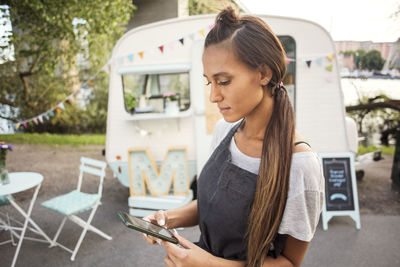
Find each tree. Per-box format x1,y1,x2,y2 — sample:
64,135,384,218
359,49,385,71
0,0,135,133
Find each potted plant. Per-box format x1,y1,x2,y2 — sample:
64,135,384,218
0,143,13,185
163,92,180,115
125,93,137,114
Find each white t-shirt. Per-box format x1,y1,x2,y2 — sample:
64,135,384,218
210,119,325,242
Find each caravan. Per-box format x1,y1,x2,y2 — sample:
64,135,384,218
106,14,358,220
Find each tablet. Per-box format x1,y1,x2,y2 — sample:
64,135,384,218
118,211,178,244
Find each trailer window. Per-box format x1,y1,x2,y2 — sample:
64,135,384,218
278,36,296,109
122,72,190,113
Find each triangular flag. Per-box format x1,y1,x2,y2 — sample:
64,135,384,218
33,118,38,125
128,54,134,62
179,38,184,45
188,33,195,41
199,29,205,36
69,94,75,103
44,114,49,120
316,57,323,66
159,45,164,53
38,116,43,123
87,81,94,86
101,63,110,74
306,60,312,68
327,54,334,62
55,107,60,113
28,121,34,127
23,122,27,128
58,102,65,110
49,111,55,117
65,99,71,105
168,42,176,50
325,76,334,83
325,65,333,72
15,123,20,130
138,51,144,59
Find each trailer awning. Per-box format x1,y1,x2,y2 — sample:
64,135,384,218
117,63,191,75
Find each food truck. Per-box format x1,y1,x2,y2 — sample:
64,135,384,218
106,14,360,227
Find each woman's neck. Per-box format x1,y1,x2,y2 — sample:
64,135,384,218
239,92,274,141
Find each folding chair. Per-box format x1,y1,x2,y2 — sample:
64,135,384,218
41,157,112,261
0,195,17,246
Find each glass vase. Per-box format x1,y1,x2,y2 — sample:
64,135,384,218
0,158,9,185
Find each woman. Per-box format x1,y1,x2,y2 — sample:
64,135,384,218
143,7,324,267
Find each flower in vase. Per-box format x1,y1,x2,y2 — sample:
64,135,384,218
0,143,13,162
0,144,13,151
163,92,178,102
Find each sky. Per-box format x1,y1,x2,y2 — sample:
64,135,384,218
241,0,400,42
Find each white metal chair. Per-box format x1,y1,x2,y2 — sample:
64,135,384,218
41,157,112,261
0,195,17,246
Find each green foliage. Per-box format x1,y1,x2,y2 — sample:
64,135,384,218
124,93,137,111
0,133,105,146
188,0,238,15
358,145,395,156
359,50,385,71
0,0,135,133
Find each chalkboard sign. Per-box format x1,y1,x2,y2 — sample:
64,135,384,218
323,157,354,211
319,152,360,230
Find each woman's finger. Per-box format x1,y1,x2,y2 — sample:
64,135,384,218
154,210,167,227
142,233,161,245
164,255,175,267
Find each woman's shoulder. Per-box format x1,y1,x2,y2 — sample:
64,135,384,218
213,118,240,140
289,152,324,196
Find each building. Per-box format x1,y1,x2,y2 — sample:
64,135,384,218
335,40,395,71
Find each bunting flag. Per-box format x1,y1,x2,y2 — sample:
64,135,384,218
13,23,337,132
168,42,176,50
118,56,123,64
58,102,65,110
325,76,334,83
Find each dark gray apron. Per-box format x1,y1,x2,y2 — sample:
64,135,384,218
197,121,287,261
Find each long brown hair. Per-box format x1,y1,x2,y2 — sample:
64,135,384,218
205,7,295,267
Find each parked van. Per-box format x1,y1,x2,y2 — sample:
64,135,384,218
106,14,357,216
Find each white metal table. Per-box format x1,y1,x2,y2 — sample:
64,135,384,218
0,172,52,267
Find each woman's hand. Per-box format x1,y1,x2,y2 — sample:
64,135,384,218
162,230,214,267
142,210,169,245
